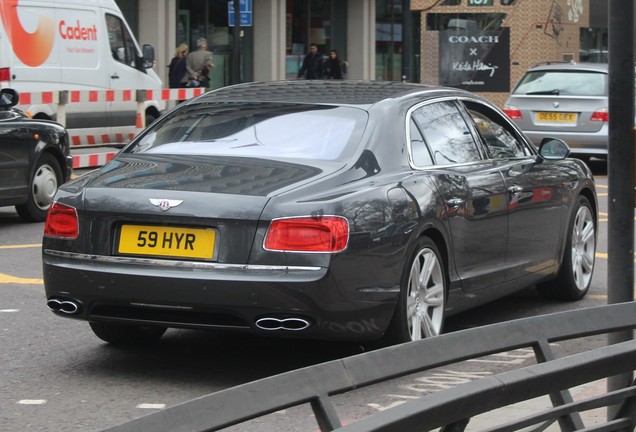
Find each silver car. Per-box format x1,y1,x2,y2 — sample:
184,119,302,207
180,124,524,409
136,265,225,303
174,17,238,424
504,62,608,160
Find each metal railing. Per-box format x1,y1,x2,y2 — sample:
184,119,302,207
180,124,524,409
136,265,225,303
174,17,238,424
101,302,636,432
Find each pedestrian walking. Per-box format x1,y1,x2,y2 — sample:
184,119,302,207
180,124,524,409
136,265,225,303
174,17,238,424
297,43,324,80
167,43,189,88
325,50,344,79
186,37,215,88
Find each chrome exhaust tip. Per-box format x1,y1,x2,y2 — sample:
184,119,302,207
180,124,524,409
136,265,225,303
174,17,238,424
255,316,311,331
47,298,81,314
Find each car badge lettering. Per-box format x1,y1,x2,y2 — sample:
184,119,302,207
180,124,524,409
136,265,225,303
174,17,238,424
149,199,183,211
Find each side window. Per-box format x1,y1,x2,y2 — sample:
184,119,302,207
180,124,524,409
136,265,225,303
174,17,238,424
411,101,481,165
464,102,531,159
106,14,136,67
409,118,433,166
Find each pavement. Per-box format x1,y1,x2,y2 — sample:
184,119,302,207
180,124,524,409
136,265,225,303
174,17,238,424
468,379,607,431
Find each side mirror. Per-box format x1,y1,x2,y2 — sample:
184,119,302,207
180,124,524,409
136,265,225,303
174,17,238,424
0,88,19,108
538,138,570,160
142,44,155,69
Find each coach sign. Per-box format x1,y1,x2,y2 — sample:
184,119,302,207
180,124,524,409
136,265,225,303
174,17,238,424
439,27,510,92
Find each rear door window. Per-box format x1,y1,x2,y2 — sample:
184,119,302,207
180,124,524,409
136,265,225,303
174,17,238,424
411,101,481,165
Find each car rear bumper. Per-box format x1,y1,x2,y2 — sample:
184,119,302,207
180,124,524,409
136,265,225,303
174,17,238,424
42,250,397,341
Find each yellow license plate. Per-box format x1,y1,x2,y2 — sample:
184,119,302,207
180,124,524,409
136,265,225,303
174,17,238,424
536,112,577,122
118,225,216,259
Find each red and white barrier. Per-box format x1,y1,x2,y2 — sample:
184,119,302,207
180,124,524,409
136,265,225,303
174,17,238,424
72,151,118,169
18,87,208,168
19,91,60,105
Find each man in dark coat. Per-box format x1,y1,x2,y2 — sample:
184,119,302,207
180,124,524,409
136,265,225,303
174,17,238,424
297,43,324,80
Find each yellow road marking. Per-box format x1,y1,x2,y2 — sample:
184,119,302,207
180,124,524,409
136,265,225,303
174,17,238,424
596,184,608,189
0,244,41,249
596,251,636,263
0,244,44,283
597,212,636,223
0,273,43,284
597,193,608,197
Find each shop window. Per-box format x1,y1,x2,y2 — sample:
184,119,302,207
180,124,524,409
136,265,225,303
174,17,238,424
286,0,347,79
176,0,253,87
580,27,608,63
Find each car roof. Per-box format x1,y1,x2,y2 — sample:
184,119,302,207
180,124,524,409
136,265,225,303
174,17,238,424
526,61,608,73
193,80,469,108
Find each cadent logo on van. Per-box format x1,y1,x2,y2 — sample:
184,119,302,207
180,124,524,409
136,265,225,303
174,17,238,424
0,0,55,67
59,20,97,41
0,0,97,67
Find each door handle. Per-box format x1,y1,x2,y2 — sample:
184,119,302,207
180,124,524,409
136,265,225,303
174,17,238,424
508,185,523,196
446,198,464,210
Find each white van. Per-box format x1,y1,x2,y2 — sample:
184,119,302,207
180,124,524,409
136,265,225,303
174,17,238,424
0,0,163,140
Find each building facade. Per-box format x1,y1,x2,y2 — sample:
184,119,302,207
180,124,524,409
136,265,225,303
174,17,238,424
412,0,604,106
124,0,384,88
120,0,608,106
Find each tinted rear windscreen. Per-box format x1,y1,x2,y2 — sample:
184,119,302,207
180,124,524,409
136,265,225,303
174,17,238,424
128,102,368,161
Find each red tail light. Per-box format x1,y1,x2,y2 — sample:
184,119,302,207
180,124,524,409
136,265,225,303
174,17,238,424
503,105,523,120
590,108,609,122
44,202,79,238
0,68,10,81
264,216,349,253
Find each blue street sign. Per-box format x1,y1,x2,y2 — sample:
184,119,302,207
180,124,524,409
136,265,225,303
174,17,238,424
228,0,252,26
228,0,251,12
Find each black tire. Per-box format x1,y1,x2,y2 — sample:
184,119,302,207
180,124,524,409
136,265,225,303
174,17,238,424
16,152,62,222
537,195,596,300
89,322,167,346
384,236,447,344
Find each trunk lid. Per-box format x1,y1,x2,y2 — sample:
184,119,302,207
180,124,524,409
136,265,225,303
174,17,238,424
76,154,344,264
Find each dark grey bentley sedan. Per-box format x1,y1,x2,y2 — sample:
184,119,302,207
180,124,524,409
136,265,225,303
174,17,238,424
42,81,597,346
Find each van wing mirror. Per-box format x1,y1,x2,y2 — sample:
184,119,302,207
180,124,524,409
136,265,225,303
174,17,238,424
142,44,155,69
0,88,19,109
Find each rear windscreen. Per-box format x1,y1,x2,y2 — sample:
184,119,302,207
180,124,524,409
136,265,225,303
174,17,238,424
128,102,368,161
513,70,607,96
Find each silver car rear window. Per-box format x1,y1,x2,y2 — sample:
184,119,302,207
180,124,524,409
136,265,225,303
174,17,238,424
130,103,368,161
513,70,607,96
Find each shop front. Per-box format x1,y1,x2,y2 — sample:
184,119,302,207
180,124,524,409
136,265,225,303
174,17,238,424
127,0,411,87
175,0,254,88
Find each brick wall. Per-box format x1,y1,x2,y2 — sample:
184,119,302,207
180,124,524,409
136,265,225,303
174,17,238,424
411,0,590,107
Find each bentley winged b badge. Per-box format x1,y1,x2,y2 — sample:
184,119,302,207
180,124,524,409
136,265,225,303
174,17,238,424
149,199,184,211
